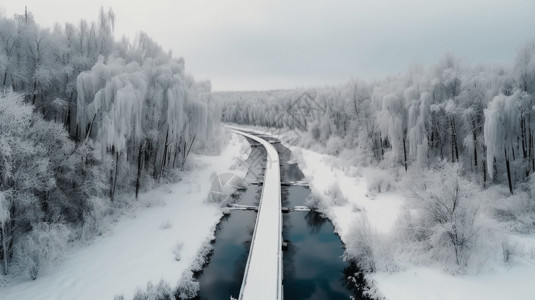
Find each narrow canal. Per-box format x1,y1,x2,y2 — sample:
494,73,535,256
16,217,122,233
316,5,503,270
194,133,369,300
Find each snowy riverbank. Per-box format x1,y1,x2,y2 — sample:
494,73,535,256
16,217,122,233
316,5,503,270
291,146,535,300
229,124,535,300
0,132,250,300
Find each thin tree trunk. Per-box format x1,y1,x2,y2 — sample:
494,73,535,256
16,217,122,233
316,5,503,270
521,117,528,158
440,143,444,160
85,108,100,143
473,140,477,167
482,145,487,188
159,128,170,180
135,143,143,199
182,139,187,164
493,158,497,183
111,151,120,201
451,118,459,162
381,137,385,158
505,148,513,195
8,202,15,256
451,136,455,163
2,71,7,88
374,136,380,160
529,115,533,173
482,159,487,188
450,118,454,162
455,126,459,162
32,81,37,105
153,142,159,179
109,151,113,199
173,141,180,168
403,137,408,172
528,127,532,172
66,101,71,133
529,130,535,172
471,115,478,168
182,135,196,169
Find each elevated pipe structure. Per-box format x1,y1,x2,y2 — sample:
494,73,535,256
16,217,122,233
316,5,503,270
229,127,283,300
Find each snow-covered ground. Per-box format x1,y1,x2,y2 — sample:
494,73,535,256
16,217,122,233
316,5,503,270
291,147,403,238
373,262,535,300
0,132,250,300
291,146,535,300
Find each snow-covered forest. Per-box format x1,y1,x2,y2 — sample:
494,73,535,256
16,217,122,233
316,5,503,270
218,45,535,278
0,8,221,279
220,48,535,193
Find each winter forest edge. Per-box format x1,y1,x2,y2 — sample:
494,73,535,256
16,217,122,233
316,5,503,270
0,7,222,281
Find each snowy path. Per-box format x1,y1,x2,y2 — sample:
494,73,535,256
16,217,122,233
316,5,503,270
0,133,250,300
229,128,283,300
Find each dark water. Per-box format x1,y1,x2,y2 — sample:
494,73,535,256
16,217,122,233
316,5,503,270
276,141,369,300
195,134,368,300
194,139,265,300
195,210,256,300
282,179,355,300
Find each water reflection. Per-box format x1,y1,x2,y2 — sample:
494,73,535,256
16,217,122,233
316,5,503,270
279,142,370,300
304,210,327,234
195,210,256,300
283,183,352,299
343,263,373,299
283,208,352,300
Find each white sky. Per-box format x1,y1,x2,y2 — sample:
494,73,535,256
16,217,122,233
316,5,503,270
2,0,535,91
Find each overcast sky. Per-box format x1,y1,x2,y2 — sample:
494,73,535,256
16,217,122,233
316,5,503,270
2,0,535,91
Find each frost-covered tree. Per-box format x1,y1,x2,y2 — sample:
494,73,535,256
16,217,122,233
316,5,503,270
407,91,431,167
219,43,535,193
76,39,220,198
0,7,222,278
484,93,523,194
513,42,535,177
0,92,80,276
410,163,480,271
376,91,408,169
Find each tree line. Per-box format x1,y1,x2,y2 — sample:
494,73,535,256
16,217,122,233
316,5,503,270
219,45,535,194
